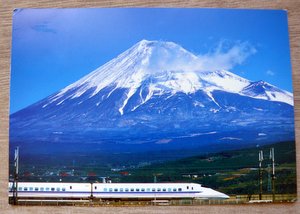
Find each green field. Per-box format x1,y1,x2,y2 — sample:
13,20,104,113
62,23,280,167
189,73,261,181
116,141,296,195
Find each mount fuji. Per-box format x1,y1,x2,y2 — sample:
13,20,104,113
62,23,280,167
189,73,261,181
10,40,295,158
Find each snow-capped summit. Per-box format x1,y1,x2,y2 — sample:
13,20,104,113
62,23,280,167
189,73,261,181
48,40,293,109
50,40,199,101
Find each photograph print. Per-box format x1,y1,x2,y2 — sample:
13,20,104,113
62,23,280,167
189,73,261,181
9,8,296,205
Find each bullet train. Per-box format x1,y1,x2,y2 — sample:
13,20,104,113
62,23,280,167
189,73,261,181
8,182,229,200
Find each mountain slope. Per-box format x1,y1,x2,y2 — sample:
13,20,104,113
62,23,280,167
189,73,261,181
10,40,295,155
43,40,293,113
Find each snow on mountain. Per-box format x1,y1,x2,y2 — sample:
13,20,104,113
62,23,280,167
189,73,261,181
47,39,293,114
49,40,199,104
241,80,293,105
200,69,250,94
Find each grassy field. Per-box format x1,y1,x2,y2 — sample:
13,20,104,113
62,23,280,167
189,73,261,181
116,141,297,195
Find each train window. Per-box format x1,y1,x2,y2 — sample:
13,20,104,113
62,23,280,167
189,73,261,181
114,188,118,192
125,188,129,192
40,187,44,191
56,188,60,191
51,188,55,191
163,188,166,192
146,188,150,192
187,186,189,189
95,186,97,190
141,188,145,192
173,188,177,192
35,187,39,191
152,188,155,192
130,188,134,192
24,187,28,191
120,188,123,192
18,187,22,191
62,188,66,191
136,188,140,192
191,187,194,190
70,186,72,189
178,188,182,192
168,188,171,192
157,188,161,192
29,187,33,191
104,188,107,192
109,188,113,192
46,187,50,191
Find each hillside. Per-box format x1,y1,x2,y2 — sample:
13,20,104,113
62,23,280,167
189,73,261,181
117,141,296,194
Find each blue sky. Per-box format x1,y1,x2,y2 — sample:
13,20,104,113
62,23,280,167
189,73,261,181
10,8,293,113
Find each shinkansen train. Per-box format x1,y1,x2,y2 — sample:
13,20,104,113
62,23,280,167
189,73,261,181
8,182,229,200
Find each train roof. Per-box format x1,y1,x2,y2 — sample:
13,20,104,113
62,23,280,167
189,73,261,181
9,182,201,186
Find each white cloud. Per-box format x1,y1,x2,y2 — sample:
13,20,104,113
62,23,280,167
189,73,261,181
146,40,256,74
197,40,257,71
266,70,275,76
220,137,242,141
155,139,172,144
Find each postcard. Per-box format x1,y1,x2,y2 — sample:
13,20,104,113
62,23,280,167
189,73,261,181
8,8,296,205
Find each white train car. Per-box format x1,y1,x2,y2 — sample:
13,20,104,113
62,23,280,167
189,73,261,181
92,183,229,199
8,182,91,199
8,182,229,200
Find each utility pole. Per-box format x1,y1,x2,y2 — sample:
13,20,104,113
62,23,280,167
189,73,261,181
258,150,264,200
270,148,275,202
267,164,271,192
13,147,19,205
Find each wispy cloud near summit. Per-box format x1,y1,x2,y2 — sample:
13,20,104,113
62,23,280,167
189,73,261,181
197,41,257,71
156,40,257,74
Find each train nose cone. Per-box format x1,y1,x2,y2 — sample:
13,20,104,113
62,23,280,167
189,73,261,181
212,190,230,199
220,193,230,199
